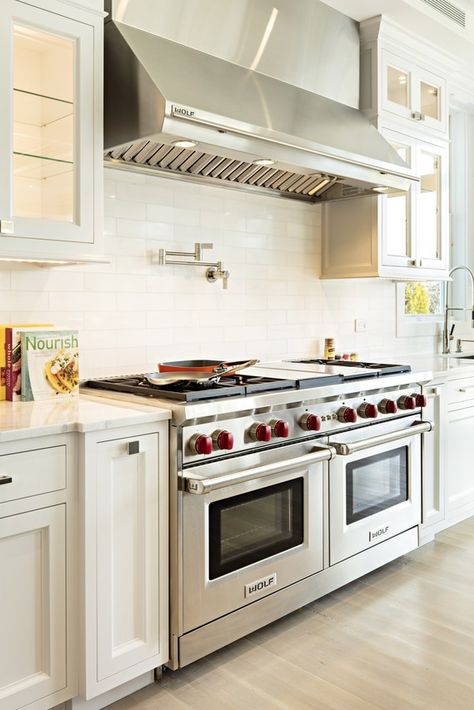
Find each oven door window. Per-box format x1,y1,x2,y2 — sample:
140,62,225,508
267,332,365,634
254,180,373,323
208,478,303,580
346,446,408,524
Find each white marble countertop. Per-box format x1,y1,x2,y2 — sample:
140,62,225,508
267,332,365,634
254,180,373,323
0,394,171,443
401,353,474,380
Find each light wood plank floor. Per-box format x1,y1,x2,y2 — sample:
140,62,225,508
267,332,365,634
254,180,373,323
109,518,474,710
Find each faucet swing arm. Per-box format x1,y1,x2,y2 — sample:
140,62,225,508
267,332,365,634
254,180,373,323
443,266,474,354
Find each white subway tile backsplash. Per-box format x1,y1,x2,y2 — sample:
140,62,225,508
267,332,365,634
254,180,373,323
0,169,435,377
0,290,50,311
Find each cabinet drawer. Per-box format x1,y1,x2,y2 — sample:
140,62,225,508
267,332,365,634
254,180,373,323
448,378,474,407
0,446,66,504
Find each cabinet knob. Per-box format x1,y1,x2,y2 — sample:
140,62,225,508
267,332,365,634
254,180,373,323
0,474,13,485
128,441,140,455
411,111,425,121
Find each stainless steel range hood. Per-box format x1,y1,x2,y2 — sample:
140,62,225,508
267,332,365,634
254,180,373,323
104,2,417,202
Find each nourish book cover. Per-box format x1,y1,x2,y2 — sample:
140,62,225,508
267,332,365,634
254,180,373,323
20,330,79,401
3,324,53,401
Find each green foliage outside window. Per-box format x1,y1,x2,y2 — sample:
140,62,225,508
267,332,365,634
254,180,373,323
405,282,441,315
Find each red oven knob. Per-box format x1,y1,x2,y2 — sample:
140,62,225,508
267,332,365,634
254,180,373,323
337,407,357,423
299,413,321,431
398,395,416,411
271,419,289,438
358,402,378,419
248,423,272,442
379,398,397,414
191,434,213,455
212,430,234,451
412,393,427,408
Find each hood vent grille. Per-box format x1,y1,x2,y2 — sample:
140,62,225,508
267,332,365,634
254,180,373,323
420,0,466,27
105,140,351,201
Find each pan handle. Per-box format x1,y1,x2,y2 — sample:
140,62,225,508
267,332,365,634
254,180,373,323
210,358,259,379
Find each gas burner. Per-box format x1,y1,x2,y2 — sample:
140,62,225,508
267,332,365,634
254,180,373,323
84,370,343,402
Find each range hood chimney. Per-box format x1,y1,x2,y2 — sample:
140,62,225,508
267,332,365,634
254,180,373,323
104,0,417,202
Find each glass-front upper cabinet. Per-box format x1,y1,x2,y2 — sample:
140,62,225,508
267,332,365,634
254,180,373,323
381,49,447,136
0,0,101,257
380,128,448,275
380,129,416,269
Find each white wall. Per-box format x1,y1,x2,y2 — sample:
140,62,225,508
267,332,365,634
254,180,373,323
0,168,436,378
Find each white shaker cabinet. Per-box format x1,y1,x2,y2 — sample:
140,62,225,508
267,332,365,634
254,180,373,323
321,15,453,282
79,422,169,700
0,0,103,262
0,437,77,710
445,376,474,525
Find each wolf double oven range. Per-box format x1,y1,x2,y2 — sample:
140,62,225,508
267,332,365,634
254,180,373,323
84,361,432,669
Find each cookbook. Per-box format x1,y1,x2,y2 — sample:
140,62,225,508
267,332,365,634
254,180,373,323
4,324,53,401
20,329,79,401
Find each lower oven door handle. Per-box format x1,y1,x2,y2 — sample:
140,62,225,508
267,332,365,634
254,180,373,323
332,420,433,456
184,446,336,495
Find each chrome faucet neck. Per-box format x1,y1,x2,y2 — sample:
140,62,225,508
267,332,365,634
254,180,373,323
443,266,474,354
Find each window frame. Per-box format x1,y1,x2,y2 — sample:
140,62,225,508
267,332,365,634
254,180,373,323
396,282,444,337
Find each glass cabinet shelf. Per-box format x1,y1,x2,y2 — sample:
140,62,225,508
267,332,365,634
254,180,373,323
13,151,73,180
13,87,73,127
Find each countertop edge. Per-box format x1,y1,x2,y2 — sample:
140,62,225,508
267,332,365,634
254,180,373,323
0,395,171,444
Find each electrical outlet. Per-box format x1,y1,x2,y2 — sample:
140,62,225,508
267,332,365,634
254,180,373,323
355,318,367,333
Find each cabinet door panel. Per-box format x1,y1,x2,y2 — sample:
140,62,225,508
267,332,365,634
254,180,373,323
96,434,161,680
380,128,416,268
447,407,474,516
1,1,94,244
416,140,448,271
414,66,447,134
381,49,413,121
0,505,66,709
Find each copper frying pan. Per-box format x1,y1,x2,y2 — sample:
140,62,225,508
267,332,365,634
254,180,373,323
144,359,259,386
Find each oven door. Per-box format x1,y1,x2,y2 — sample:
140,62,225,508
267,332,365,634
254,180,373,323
328,417,431,565
181,443,332,633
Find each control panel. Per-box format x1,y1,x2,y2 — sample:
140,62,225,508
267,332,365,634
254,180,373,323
181,385,424,461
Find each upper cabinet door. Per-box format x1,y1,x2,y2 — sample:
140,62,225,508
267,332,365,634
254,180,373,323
415,140,449,272
382,49,413,122
380,128,416,269
0,0,102,257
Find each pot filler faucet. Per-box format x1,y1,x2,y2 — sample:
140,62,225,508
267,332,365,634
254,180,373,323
443,265,474,354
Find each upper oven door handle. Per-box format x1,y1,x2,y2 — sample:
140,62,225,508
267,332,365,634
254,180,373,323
332,420,433,456
184,446,336,495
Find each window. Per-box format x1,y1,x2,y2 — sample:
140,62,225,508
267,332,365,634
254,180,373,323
396,281,443,336
404,281,442,315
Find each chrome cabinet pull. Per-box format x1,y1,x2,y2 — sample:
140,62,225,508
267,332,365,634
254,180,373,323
0,475,13,485
458,386,474,393
332,420,433,456
184,446,335,495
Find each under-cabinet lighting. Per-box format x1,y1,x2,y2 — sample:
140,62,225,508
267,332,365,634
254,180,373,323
307,177,331,196
171,140,197,149
252,158,275,166
372,186,389,193
0,257,71,264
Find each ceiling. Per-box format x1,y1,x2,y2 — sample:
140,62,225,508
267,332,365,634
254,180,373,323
322,0,474,64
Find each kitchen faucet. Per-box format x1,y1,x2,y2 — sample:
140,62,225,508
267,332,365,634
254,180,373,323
442,265,474,354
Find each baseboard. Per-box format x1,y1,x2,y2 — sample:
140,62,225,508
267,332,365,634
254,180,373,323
66,672,154,710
